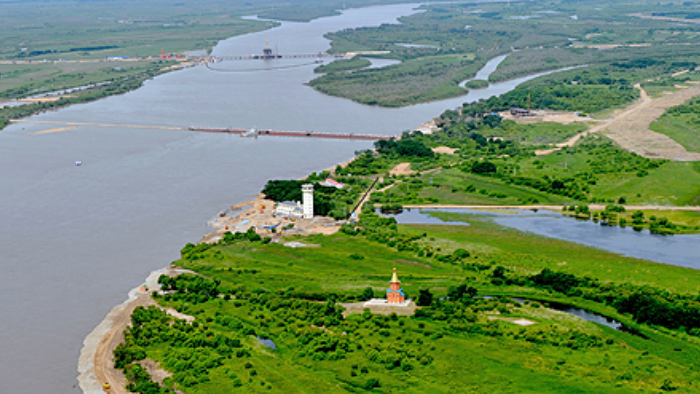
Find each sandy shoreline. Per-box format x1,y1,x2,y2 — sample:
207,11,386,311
77,267,188,393
75,154,362,392
75,131,417,392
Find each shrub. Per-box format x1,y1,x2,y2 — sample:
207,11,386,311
363,378,381,389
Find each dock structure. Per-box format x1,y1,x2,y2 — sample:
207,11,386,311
188,126,396,141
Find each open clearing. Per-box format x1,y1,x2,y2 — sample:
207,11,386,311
501,111,596,125
389,162,415,176
537,83,700,161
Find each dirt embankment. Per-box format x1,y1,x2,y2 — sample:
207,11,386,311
536,83,700,161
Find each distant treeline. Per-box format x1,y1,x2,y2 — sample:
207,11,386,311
652,11,700,19
0,67,163,130
18,45,119,57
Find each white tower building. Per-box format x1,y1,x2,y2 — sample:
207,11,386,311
302,183,314,219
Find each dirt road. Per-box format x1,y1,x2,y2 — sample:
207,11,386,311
536,83,700,161
605,83,700,160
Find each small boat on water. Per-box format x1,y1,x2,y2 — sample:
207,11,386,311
75,161,81,166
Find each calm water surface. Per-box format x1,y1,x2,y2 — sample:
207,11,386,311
0,4,629,393
388,208,700,269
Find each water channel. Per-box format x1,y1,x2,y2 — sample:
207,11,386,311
381,208,700,269
0,3,688,393
482,296,623,330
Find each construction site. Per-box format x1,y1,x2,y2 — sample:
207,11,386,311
202,195,344,244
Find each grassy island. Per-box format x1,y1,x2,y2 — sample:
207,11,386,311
310,0,700,107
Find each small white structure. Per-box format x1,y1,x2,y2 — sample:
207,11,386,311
302,183,314,219
363,298,412,307
275,201,304,218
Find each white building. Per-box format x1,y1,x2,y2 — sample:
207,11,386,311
302,184,314,219
275,201,304,218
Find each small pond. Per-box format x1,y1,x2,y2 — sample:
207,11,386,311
257,337,277,350
483,296,623,331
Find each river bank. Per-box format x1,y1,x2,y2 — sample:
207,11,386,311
5,3,675,392
0,67,170,131
77,266,199,394
0,4,471,393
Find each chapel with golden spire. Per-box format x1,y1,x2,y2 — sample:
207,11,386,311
386,268,405,304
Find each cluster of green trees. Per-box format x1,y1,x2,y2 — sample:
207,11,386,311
157,274,221,303
374,138,434,158
414,289,606,350
115,305,250,391
451,69,640,118
461,159,588,201
179,228,268,263
336,151,387,176
343,208,476,266
341,209,426,256
261,180,338,217
314,57,371,73
527,269,700,336
15,45,119,58
665,96,700,117
310,54,483,107
456,138,666,203
424,122,526,159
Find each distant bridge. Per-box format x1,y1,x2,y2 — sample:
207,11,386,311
200,51,390,62
12,120,397,141
189,126,396,141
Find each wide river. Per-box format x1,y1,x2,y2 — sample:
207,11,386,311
0,3,687,393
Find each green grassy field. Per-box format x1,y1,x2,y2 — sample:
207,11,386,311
520,142,700,206
0,60,173,99
650,96,700,153
483,121,588,145
115,217,700,393
312,0,700,106
408,218,700,293
372,134,700,209
373,168,575,206
310,53,480,107
0,1,278,99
